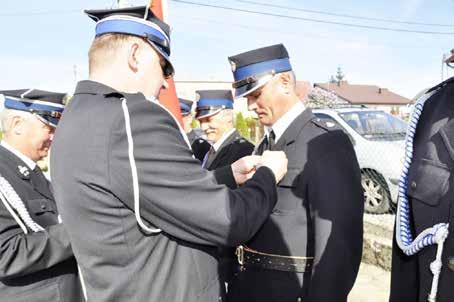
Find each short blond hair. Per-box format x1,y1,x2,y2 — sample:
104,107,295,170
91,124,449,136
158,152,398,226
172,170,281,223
88,34,144,74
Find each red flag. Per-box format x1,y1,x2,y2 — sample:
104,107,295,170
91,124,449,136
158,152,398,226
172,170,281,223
149,0,183,125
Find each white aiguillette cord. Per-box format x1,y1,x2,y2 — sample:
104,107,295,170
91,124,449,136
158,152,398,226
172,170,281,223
395,88,449,302
121,98,162,234
0,175,44,233
0,174,88,301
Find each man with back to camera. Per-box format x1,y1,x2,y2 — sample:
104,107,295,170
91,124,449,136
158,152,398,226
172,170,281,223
50,6,288,302
226,44,364,302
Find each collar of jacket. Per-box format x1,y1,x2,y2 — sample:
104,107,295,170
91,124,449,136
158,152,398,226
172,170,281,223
213,128,237,152
0,145,54,199
74,80,146,100
271,108,315,150
0,145,33,180
427,76,454,93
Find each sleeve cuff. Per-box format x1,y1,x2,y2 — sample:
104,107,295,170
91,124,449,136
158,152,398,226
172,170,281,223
213,165,238,189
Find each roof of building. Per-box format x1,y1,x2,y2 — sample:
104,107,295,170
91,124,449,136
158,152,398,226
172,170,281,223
295,81,312,100
315,81,411,105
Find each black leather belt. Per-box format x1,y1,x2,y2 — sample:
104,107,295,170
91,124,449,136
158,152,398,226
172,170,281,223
235,245,313,273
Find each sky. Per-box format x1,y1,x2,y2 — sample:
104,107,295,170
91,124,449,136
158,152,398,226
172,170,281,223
0,0,453,99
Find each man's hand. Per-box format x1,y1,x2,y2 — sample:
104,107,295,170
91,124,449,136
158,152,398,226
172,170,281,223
231,155,261,185
257,151,288,183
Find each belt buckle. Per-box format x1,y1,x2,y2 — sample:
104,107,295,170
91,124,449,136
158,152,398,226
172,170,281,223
236,245,244,265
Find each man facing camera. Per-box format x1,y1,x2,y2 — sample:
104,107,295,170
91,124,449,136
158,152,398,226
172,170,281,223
195,90,254,170
0,90,83,302
226,44,364,302
179,97,211,161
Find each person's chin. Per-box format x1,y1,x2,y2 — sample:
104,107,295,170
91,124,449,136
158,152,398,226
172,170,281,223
207,134,217,142
258,116,271,126
39,150,49,158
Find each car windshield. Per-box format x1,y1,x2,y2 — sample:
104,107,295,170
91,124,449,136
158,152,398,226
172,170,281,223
339,111,407,141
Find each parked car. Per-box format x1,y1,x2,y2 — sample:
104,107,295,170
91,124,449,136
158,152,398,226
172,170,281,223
313,107,407,214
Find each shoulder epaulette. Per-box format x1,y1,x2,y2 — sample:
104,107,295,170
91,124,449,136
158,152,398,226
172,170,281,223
311,118,339,131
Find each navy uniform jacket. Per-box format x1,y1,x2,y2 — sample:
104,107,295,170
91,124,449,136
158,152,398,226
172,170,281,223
50,80,278,302
192,137,211,162
0,146,83,302
205,130,254,170
227,109,364,302
390,77,454,302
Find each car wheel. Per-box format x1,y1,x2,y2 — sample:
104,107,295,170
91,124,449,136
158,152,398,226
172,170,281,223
361,171,391,214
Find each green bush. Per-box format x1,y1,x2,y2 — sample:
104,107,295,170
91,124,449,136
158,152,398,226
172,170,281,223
235,112,249,139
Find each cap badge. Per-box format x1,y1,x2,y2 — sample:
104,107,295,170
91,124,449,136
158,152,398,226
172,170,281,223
230,60,237,72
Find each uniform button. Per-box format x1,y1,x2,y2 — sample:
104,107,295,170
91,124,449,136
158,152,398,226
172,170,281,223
41,204,46,210
448,257,454,271
411,181,417,190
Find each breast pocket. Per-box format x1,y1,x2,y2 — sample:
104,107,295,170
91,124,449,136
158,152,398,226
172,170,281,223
407,159,450,206
407,159,451,229
27,199,59,227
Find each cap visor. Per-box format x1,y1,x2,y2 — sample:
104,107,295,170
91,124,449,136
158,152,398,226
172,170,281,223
234,74,275,98
34,114,59,128
195,108,223,120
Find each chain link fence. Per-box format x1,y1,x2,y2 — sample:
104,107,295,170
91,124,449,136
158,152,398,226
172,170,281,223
307,87,407,215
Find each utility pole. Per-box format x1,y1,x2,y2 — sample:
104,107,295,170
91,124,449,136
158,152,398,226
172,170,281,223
441,49,454,81
73,64,78,85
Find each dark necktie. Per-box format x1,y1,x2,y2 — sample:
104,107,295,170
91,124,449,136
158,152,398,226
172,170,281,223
202,146,215,169
268,130,276,150
257,130,275,155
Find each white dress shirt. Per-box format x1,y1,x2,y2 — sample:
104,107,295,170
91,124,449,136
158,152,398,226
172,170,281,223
212,128,236,152
265,101,305,144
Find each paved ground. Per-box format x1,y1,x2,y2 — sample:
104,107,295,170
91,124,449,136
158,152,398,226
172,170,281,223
349,263,390,302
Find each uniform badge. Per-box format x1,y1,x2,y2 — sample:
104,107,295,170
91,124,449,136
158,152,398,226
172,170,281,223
229,60,237,72
18,165,30,178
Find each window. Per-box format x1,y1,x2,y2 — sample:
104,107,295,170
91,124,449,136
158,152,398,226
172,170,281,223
314,113,355,145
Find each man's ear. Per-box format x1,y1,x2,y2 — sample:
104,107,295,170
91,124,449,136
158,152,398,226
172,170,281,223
127,42,140,72
279,72,292,94
11,115,24,135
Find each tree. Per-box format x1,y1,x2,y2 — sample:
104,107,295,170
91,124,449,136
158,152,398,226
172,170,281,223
306,87,347,108
235,112,249,139
190,118,199,129
245,117,258,142
335,66,345,83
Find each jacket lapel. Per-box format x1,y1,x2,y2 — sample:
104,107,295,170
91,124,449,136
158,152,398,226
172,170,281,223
271,108,315,151
207,130,239,169
0,145,53,200
30,168,53,200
